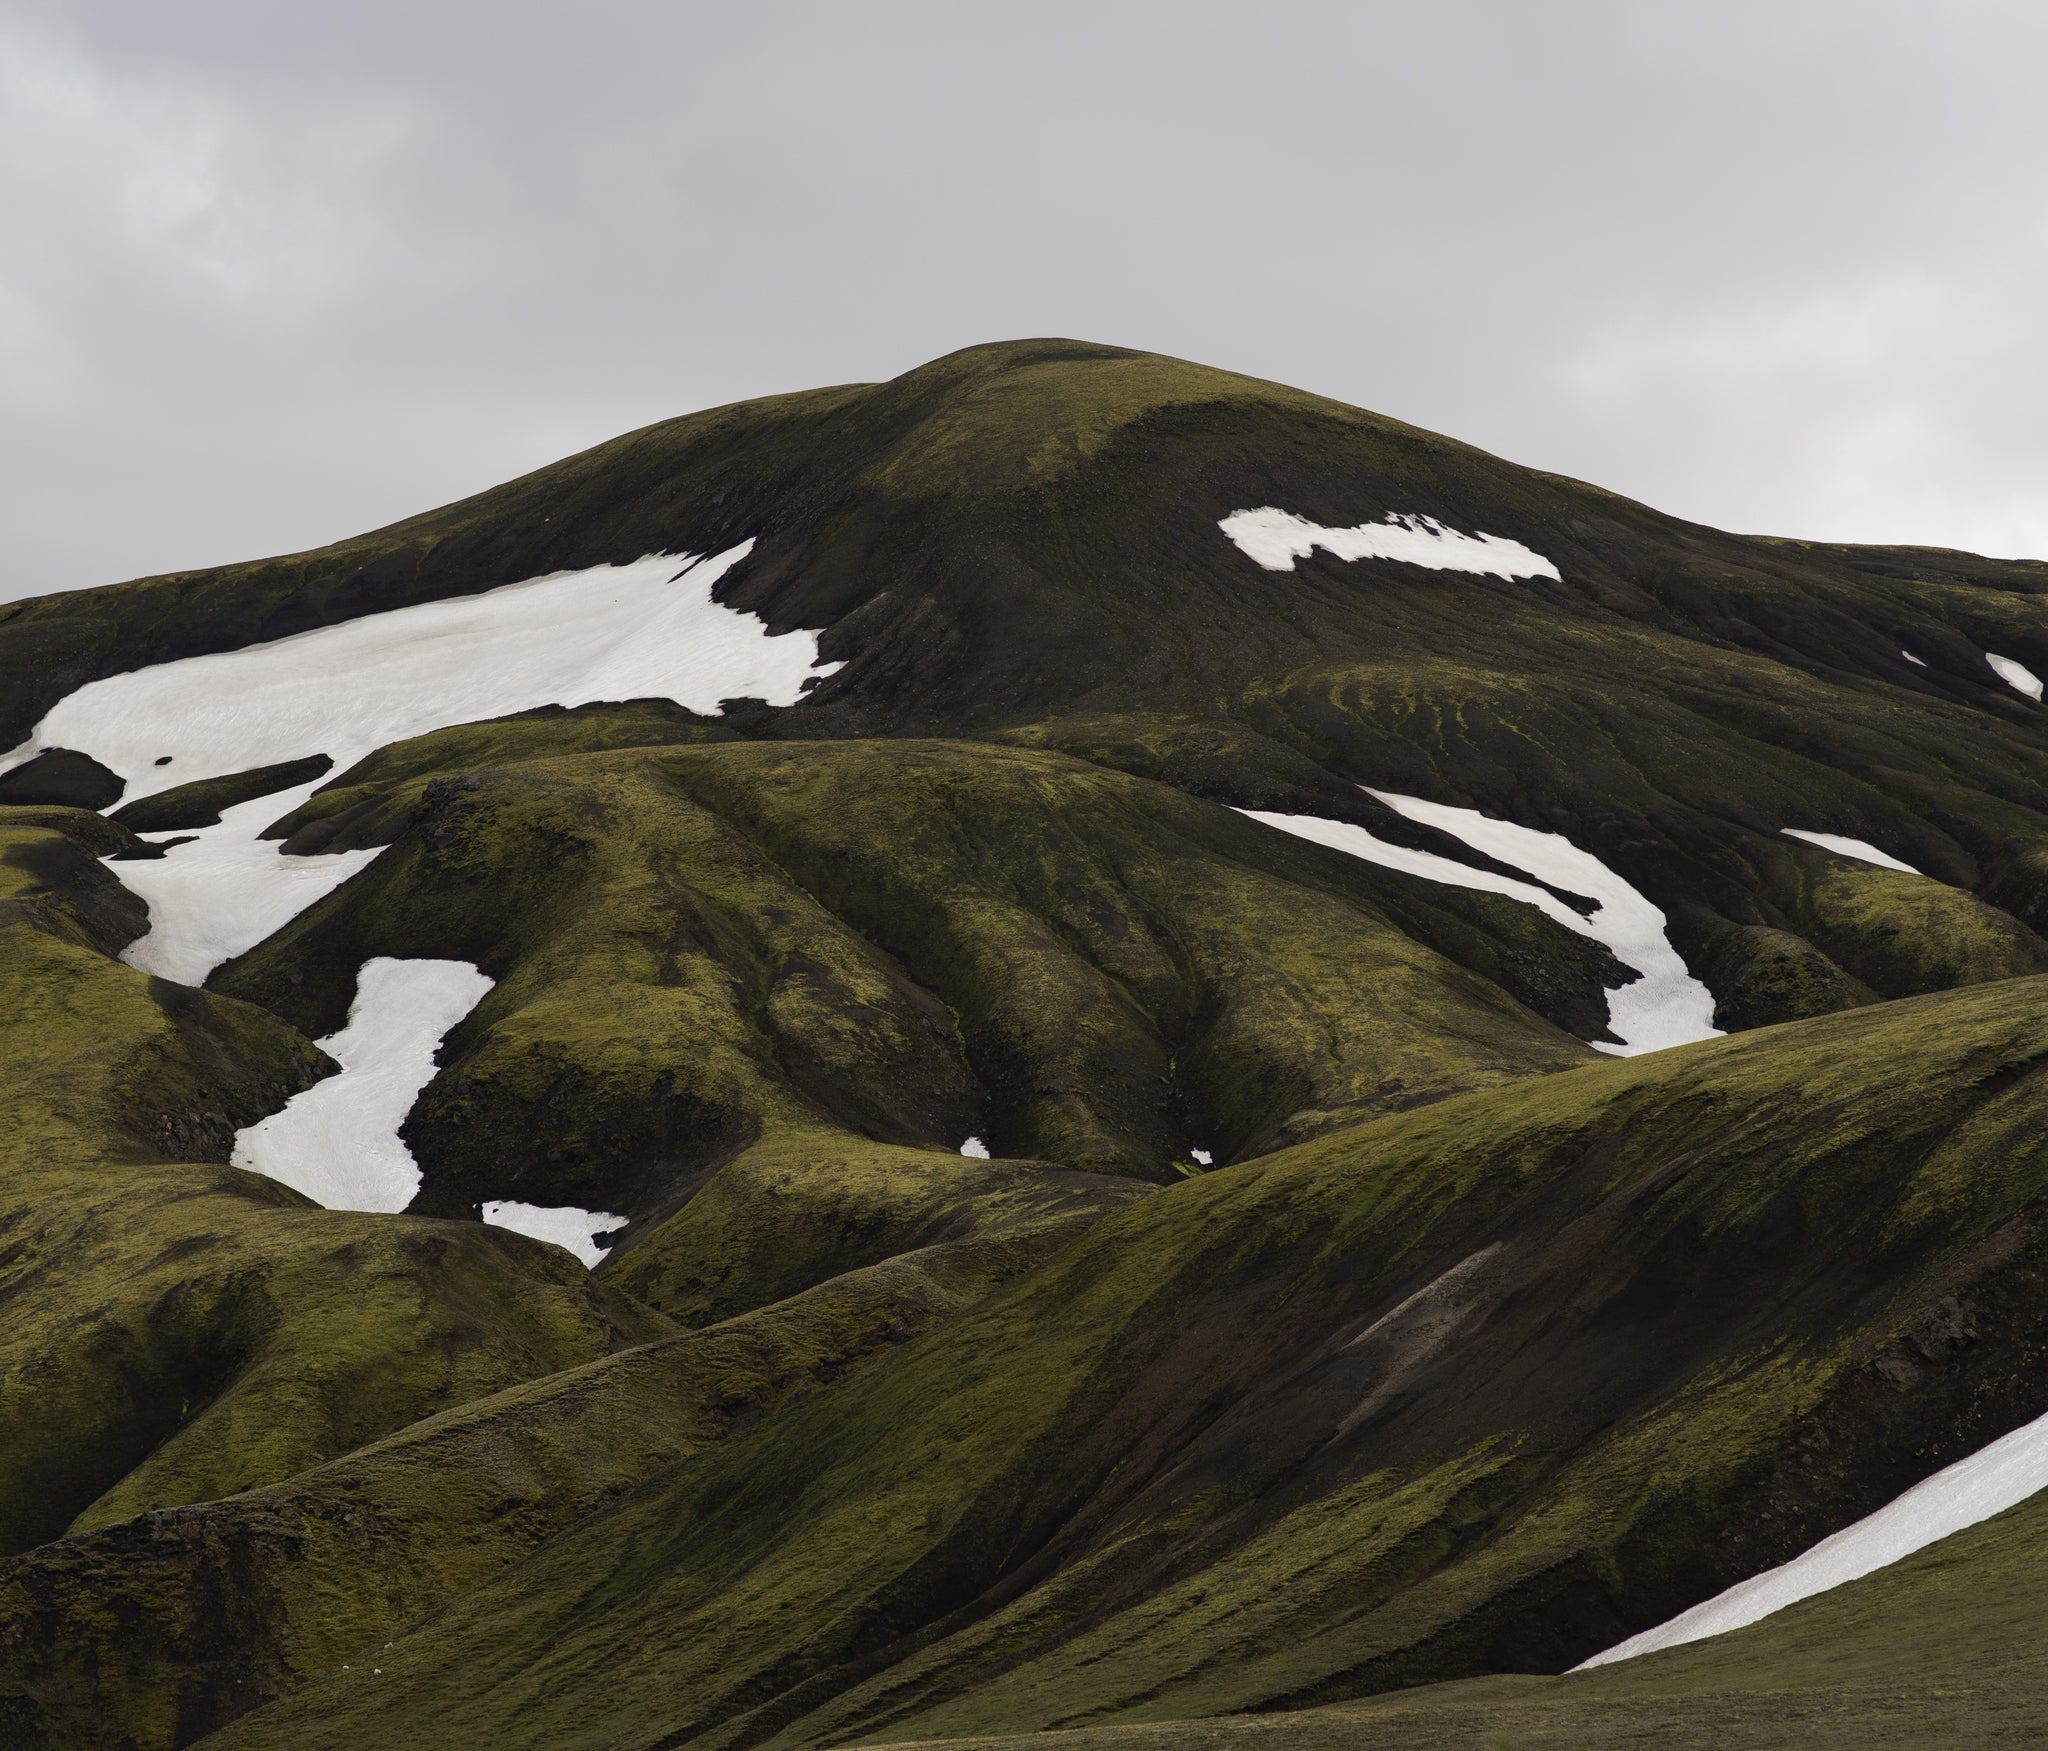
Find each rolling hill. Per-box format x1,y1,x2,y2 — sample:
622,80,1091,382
5,338,2048,1748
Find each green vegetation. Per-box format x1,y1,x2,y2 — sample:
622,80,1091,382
0,811,668,1576
843,1481,2048,1747
215,736,1591,1232
1778,838,2048,997
182,977,2048,1751
9,339,2048,1748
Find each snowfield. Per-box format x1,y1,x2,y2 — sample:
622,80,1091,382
1239,790,1721,1056
1219,507,1560,581
12,543,829,805
1782,829,1923,875
1577,1399,2048,1667
115,777,378,984
482,1200,628,1270
232,957,494,1214
1987,651,2045,700
6,542,841,986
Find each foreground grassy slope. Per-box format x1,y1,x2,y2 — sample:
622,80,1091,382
0,1179,1142,1750
197,975,2048,1751
857,1481,2048,1748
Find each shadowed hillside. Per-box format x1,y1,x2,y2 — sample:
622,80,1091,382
6,340,2048,1748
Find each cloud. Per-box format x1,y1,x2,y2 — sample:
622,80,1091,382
1,0,2043,599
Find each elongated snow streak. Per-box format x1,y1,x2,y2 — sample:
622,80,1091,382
1901,649,1927,667
482,1200,626,1270
1218,507,1560,582
1576,1400,2048,1668
116,776,378,984
232,957,494,1215
959,1135,991,1159
29,543,828,808
1367,789,1719,1054
1986,651,2045,701
1782,829,1922,875
1239,793,1721,1056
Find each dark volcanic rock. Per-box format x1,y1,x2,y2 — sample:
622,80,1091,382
0,748,124,809
112,754,335,832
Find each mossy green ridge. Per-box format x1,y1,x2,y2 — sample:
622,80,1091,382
10,338,2048,1048
186,977,2048,1751
0,1190,1113,1750
1774,837,2048,997
212,735,1593,1230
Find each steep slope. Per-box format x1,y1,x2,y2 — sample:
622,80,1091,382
183,977,2048,1750
808,1480,2048,1748
10,340,2048,1043
5,339,2048,1749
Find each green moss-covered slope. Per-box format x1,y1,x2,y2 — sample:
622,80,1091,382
214,736,1596,1231
183,976,2048,1750
0,1194,1125,1750
842,1478,2048,1748
0,809,669,1566
9,340,2048,1749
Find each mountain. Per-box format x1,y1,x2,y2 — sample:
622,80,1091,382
5,338,2048,1749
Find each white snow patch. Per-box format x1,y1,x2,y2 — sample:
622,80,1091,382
1901,649,1927,667
1782,829,1922,875
232,957,493,1214
482,1200,626,1270
33,540,838,985
1366,790,1719,1055
114,776,378,984
1190,1148,1213,1166
959,1135,991,1159
1577,1400,2048,1668
1986,651,2044,700
26,543,830,806
1238,793,1720,1057
1218,507,1560,582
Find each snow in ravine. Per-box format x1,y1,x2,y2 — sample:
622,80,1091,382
1902,649,1927,667
482,1200,627,1270
1219,507,1560,581
233,957,494,1214
10,542,840,986
116,777,378,984
959,1135,992,1159
1239,791,1721,1056
1782,829,1923,875
1986,651,2045,701
1577,1400,2048,1668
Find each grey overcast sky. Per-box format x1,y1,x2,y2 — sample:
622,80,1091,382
2,0,2044,601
